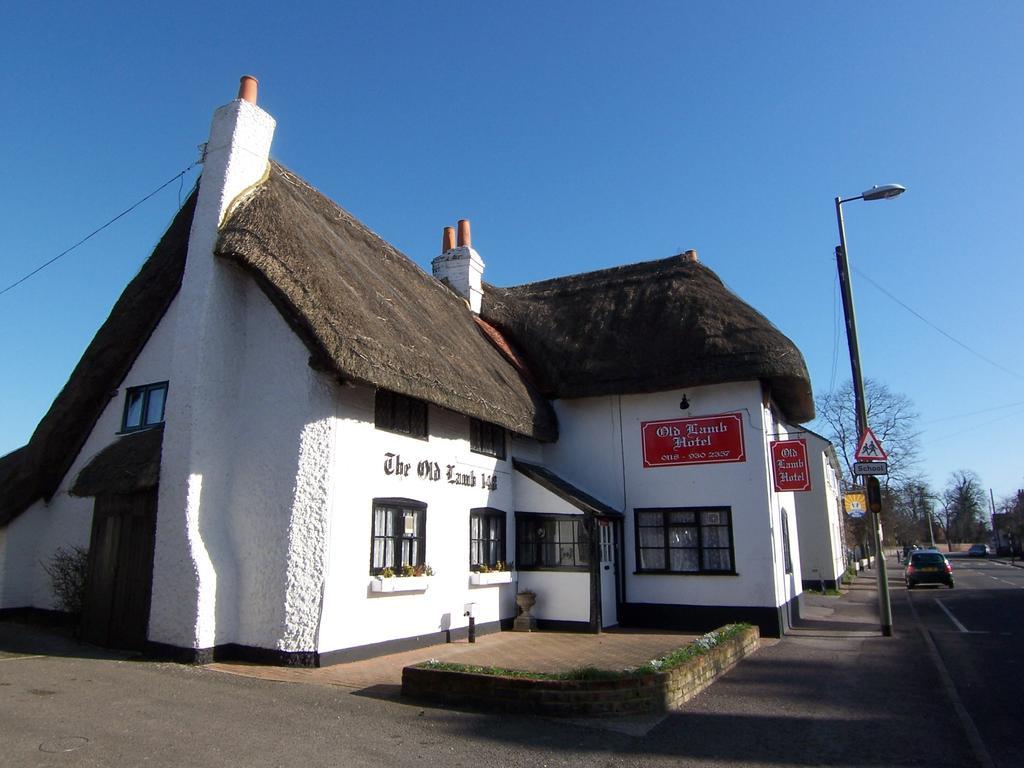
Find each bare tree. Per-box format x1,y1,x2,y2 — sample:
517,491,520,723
994,489,1024,554
936,470,988,550
886,478,938,546
814,378,921,489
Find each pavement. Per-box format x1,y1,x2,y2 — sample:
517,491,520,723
0,561,988,766
207,627,700,691
991,555,1024,568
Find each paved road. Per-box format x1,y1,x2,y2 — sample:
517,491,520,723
905,555,1024,768
0,576,982,768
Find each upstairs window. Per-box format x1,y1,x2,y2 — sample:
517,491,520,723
470,508,506,570
370,499,426,574
375,389,428,439
470,418,506,460
121,382,168,433
635,507,735,574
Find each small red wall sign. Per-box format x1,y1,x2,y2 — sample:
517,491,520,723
641,412,746,468
771,439,811,492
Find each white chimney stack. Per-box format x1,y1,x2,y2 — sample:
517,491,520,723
198,75,276,228
432,218,485,313
151,76,277,652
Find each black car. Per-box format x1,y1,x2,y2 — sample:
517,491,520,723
905,551,954,589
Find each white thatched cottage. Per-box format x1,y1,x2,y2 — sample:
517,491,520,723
0,77,833,665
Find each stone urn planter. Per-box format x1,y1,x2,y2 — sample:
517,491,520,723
514,590,538,632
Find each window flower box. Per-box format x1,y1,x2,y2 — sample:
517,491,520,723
469,570,513,586
370,576,431,593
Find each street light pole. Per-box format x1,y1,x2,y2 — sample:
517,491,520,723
834,184,904,638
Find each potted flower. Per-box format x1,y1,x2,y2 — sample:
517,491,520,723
469,560,514,586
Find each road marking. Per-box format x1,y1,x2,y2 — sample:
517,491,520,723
906,592,996,768
987,576,1024,588
932,630,989,635
992,560,1024,569
934,599,969,632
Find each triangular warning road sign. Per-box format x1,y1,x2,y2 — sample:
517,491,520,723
855,428,888,461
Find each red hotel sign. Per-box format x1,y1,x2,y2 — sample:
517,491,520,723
641,412,746,468
771,439,811,492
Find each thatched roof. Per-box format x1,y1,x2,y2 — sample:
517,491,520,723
71,425,163,497
0,192,196,526
0,447,32,527
481,255,814,423
215,162,557,441
3,157,815,527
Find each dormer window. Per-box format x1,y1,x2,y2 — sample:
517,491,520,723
470,418,506,459
121,382,168,433
374,389,428,439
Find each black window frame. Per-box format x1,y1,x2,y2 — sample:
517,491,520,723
120,381,169,433
369,498,427,575
634,506,736,575
515,512,591,572
781,508,793,574
469,508,507,571
374,389,428,440
470,418,506,460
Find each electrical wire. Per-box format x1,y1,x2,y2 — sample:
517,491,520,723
852,264,1024,382
828,270,841,395
928,403,1024,443
0,162,199,298
922,400,1024,425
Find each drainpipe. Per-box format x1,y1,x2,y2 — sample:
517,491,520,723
588,515,601,633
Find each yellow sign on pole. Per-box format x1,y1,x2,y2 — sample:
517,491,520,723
845,492,867,518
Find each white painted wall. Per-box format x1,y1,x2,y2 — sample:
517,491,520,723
541,381,795,611
317,389,519,654
149,94,277,652
762,410,802,609
512,472,591,624
516,571,590,623
1,249,337,661
0,290,184,612
202,277,337,654
794,433,846,586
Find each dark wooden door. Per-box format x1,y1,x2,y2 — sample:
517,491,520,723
80,490,158,650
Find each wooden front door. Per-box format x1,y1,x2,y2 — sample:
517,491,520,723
80,490,158,650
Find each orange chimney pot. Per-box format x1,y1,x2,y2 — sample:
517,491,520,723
457,219,471,248
238,75,259,104
442,226,456,252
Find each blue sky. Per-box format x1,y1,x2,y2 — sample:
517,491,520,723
2,2,1022,504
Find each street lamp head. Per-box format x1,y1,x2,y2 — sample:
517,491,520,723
861,184,906,201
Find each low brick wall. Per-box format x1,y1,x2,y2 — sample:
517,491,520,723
401,625,760,717
659,624,760,710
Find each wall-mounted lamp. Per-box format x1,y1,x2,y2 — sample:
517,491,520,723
679,395,690,410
